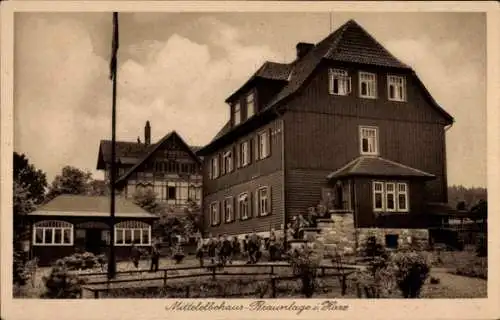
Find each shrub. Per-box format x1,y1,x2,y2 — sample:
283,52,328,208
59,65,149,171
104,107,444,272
13,250,30,286
59,251,105,271
41,262,86,298
391,251,431,298
286,245,321,298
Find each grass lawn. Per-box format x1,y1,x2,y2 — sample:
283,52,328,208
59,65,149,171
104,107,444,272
15,252,487,299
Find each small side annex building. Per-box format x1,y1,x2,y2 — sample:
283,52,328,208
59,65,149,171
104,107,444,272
27,194,158,266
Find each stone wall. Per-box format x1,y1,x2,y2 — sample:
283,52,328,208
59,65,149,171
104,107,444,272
357,228,429,251
314,212,356,258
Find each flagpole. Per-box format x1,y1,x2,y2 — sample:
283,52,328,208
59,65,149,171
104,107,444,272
107,11,119,280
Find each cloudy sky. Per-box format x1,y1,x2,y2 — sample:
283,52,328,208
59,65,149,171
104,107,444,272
14,12,486,187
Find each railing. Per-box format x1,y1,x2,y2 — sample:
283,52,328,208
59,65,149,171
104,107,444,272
80,263,357,299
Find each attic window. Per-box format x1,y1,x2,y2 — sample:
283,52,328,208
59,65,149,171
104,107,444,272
234,102,241,126
359,72,377,99
247,93,255,118
388,75,406,102
329,69,351,96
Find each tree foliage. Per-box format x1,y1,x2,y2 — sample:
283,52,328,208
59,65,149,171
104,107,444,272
46,166,94,201
13,152,47,241
13,152,48,205
448,185,487,211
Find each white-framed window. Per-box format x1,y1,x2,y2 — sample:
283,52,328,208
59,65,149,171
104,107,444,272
247,92,255,118
114,221,151,246
238,192,250,220
257,130,270,160
234,102,241,126
372,181,409,212
256,186,270,216
211,156,219,179
397,183,409,212
239,141,250,167
385,182,396,212
329,68,351,96
33,220,73,246
359,72,377,99
388,75,406,102
210,202,220,226
359,126,379,155
222,150,233,175
224,197,234,223
373,182,384,212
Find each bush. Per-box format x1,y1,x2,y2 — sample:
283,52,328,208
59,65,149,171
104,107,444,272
454,258,487,279
59,252,106,271
13,250,30,286
41,262,86,298
391,251,431,298
286,245,321,298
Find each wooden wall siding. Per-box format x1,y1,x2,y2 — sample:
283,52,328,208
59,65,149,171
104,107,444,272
286,168,332,219
203,170,284,237
203,119,284,197
291,62,449,125
353,177,429,228
284,111,446,203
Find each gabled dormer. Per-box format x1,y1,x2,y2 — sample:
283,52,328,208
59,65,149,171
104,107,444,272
226,61,292,128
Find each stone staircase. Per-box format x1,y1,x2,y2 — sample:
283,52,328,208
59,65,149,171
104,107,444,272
288,210,357,259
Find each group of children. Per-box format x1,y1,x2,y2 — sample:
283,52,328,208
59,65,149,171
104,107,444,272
196,230,283,266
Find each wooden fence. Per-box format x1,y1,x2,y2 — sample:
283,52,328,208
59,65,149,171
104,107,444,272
80,263,357,299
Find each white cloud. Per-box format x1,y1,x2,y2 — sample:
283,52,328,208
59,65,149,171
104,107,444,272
15,15,279,183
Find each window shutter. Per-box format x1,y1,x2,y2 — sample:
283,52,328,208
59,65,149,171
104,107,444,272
268,186,272,214
328,69,333,94
235,144,240,169
268,128,273,157
218,201,222,225
255,136,260,161
255,189,260,217
248,192,253,218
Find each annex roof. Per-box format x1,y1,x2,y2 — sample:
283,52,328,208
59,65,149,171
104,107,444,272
28,194,157,219
327,156,436,180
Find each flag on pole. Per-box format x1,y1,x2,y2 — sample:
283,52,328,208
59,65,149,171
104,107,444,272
109,12,119,80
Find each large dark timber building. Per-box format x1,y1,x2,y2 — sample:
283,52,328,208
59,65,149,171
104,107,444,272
197,19,454,248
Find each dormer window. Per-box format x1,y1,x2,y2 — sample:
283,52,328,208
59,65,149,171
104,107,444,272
233,102,241,126
329,69,351,96
359,72,377,99
247,93,255,118
359,126,379,155
388,75,406,102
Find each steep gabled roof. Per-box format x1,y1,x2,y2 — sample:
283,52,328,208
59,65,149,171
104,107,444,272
198,19,454,156
29,194,157,219
115,131,202,186
96,139,202,170
225,61,292,103
327,156,436,180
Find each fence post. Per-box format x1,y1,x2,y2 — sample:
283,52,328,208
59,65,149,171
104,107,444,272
163,270,167,286
271,265,274,276
185,286,190,298
94,290,100,299
271,277,276,298
341,275,346,296
212,266,216,281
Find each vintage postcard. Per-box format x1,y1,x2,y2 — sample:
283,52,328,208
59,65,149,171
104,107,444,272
1,1,499,320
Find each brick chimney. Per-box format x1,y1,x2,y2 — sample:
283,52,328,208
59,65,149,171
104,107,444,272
296,42,314,59
144,121,151,146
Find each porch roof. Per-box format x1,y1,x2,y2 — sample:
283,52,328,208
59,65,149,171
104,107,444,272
28,195,158,219
327,156,436,180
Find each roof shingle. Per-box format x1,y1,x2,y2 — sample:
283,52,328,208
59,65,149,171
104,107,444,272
327,156,436,180
29,194,157,218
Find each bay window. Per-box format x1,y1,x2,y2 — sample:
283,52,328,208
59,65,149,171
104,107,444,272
372,181,409,213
